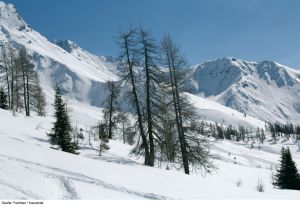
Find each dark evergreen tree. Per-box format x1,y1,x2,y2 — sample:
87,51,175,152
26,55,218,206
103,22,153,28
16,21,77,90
224,125,232,140
256,127,261,142
238,126,246,141
0,87,8,110
211,123,217,138
273,147,300,190
260,128,266,144
216,124,224,139
269,123,277,143
97,121,110,156
48,86,78,154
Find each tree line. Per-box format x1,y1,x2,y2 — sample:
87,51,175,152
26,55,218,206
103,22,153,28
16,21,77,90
268,122,300,143
0,44,46,116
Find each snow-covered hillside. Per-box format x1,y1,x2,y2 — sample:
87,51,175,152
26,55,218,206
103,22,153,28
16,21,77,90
190,57,300,124
1,107,300,199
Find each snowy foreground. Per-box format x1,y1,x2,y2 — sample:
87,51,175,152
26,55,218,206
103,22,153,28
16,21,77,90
1,106,300,200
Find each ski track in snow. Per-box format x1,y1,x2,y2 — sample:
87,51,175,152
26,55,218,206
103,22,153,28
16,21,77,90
0,153,174,200
0,179,42,199
45,174,81,200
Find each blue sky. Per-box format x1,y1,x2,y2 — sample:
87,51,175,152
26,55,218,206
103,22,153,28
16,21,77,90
4,0,300,67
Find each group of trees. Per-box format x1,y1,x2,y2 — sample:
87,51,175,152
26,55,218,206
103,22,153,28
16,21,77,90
48,80,135,155
0,45,46,116
194,121,266,144
268,122,300,143
113,28,213,174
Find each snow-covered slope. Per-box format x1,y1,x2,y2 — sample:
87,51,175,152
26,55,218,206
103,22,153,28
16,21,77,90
190,57,300,124
1,106,300,199
54,39,117,72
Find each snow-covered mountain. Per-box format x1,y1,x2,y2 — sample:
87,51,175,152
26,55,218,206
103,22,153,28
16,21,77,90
0,1,118,107
2,0,300,126
2,1,300,200
0,1,265,128
189,57,300,124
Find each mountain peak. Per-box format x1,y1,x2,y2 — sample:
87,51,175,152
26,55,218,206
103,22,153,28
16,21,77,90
0,1,29,32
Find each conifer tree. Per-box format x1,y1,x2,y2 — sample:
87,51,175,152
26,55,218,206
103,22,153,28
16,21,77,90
97,122,110,155
260,128,266,144
256,127,261,142
0,87,8,110
273,147,300,190
216,124,224,139
48,86,78,154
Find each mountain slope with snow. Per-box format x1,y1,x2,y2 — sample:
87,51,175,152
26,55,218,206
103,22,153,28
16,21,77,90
0,1,118,106
0,1,265,128
1,107,300,199
190,57,300,124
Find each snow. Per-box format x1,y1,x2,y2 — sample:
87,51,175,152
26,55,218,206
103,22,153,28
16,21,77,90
190,57,300,124
1,0,300,200
189,93,265,129
1,107,300,199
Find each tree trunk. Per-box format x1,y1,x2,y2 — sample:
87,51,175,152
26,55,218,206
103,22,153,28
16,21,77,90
22,66,28,116
123,34,150,166
108,82,114,140
171,58,189,174
162,36,190,174
25,67,30,116
9,51,14,111
143,39,155,166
